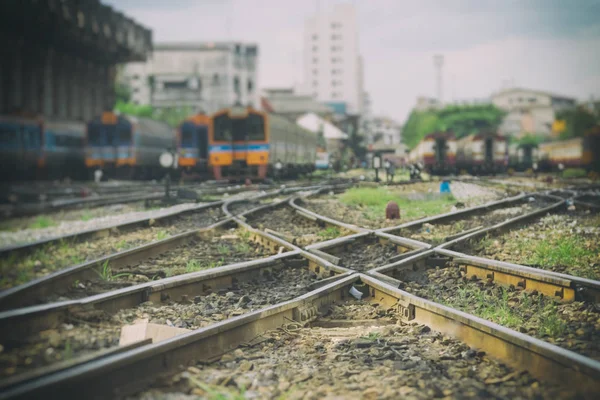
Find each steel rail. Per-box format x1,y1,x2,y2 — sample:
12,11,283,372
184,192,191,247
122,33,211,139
2,273,599,399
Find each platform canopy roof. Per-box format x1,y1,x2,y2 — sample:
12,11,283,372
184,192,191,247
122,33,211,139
296,113,348,140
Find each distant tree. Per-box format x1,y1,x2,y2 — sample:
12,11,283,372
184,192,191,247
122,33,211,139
402,104,505,149
556,106,597,139
436,104,505,138
401,110,439,149
517,133,545,146
153,107,194,127
115,82,131,104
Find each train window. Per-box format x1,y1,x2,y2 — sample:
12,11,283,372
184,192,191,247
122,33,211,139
0,123,19,148
116,123,132,145
180,123,197,147
23,125,42,149
213,114,232,142
87,123,105,146
231,118,247,141
247,114,265,141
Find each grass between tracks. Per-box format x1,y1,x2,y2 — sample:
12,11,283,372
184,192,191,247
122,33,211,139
339,187,456,221
474,213,600,280
429,281,568,338
0,240,85,289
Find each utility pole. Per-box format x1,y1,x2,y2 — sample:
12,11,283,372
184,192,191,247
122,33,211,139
433,54,444,106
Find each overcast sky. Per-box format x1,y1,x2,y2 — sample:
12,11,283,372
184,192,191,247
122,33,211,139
104,0,600,123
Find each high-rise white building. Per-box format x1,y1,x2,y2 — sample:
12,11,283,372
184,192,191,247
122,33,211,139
303,3,363,116
121,42,259,113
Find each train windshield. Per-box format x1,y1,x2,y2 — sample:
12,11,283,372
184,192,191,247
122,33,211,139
213,114,232,142
231,118,247,141
180,122,198,148
247,113,265,141
115,122,132,146
87,123,106,146
0,122,20,149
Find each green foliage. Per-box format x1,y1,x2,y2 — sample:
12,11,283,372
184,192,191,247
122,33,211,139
114,101,193,128
528,235,595,270
114,100,153,118
516,133,545,146
436,104,505,138
115,81,131,104
318,226,341,240
562,168,588,179
96,260,129,281
339,187,456,220
557,106,597,139
402,110,439,149
402,104,505,149
156,230,169,241
29,216,57,230
80,211,94,222
185,259,224,273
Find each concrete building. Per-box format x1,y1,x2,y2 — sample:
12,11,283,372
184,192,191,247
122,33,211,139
415,96,441,112
122,42,258,113
0,0,151,121
491,88,576,137
260,88,333,121
371,116,402,147
302,3,363,116
297,112,348,157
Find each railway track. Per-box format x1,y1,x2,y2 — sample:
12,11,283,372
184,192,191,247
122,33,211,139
1,181,599,398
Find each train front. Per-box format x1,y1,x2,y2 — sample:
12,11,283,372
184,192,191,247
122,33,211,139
472,133,508,174
211,106,269,181
85,112,119,175
177,114,211,178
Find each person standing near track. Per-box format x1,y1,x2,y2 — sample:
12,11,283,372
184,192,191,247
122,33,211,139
387,161,396,183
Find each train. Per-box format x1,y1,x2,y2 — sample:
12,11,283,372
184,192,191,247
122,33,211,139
409,131,507,175
85,112,175,179
538,127,600,172
177,106,317,180
410,126,600,176
408,131,456,175
0,115,85,181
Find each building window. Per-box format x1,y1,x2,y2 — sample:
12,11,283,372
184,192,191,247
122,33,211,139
313,92,318,98
331,34,342,40
331,22,341,29
529,98,536,103
312,69,318,75
313,80,318,87
313,57,318,64
331,46,341,52
213,73,219,85
332,57,342,63
312,34,318,40
332,69,342,75
247,79,253,92
132,74,140,80
312,45,318,51
233,76,240,94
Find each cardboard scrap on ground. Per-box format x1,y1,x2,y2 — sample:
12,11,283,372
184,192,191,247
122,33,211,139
119,318,190,346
